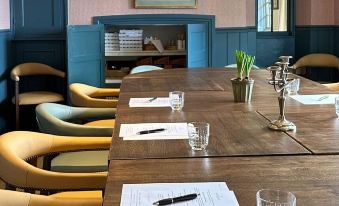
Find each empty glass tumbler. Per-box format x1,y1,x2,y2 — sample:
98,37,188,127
286,78,300,95
335,96,339,117
188,122,210,151
257,189,296,206
169,91,184,111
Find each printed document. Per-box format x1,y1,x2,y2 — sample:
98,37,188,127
290,94,338,105
129,97,170,107
120,182,239,206
119,123,188,140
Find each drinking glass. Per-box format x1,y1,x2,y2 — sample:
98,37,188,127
257,189,296,206
286,78,300,95
187,122,209,151
335,96,339,117
169,91,184,111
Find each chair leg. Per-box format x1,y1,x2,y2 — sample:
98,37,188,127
15,103,19,130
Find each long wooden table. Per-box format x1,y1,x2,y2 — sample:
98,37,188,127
104,69,339,205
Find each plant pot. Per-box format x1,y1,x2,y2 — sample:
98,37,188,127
231,78,255,102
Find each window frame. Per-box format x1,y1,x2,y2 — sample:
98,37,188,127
256,0,295,37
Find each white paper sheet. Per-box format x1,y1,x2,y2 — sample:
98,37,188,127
120,182,239,206
290,94,339,105
119,123,189,140
129,97,171,107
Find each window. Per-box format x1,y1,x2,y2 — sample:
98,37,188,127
257,0,292,34
0,0,10,30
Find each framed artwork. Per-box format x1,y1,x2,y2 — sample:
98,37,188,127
273,0,279,10
135,0,197,9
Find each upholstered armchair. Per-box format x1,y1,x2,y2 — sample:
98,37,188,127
0,131,109,191
292,53,339,70
0,189,102,206
69,83,120,108
35,103,115,172
10,63,65,129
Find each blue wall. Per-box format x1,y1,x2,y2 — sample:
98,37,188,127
0,30,12,133
256,36,295,67
214,27,256,67
295,26,337,59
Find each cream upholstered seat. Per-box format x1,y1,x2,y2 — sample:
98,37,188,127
0,189,102,206
0,131,108,191
11,63,65,129
69,83,119,108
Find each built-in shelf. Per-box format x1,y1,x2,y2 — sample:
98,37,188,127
105,50,187,57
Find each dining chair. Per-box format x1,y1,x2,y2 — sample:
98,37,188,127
292,53,339,83
130,65,164,74
35,103,114,172
10,63,65,129
69,83,120,108
0,189,102,206
0,131,108,192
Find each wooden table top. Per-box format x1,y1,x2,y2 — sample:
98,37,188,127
110,69,338,159
105,68,339,205
104,155,339,206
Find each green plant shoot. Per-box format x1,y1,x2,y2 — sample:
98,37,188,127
235,50,255,80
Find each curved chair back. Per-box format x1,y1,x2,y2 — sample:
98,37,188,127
130,65,164,74
10,63,65,129
10,63,65,82
36,103,115,136
292,54,339,70
69,83,119,108
0,189,102,206
0,131,108,190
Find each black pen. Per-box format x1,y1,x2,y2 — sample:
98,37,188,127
148,97,158,102
136,128,166,135
152,193,199,205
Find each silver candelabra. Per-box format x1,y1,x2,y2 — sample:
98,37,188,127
266,56,296,131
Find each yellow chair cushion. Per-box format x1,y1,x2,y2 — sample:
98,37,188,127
84,119,115,127
16,91,64,105
50,191,102,199
51,150,109,173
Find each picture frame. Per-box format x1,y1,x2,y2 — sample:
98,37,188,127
273,0,279,10
135,0,197,9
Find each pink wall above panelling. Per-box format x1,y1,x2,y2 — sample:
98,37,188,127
0,0,10,29
310,0,334,25
246,0,255,26
296,0,336,25
68,0,254,28
335,0,339,25
296,0,311,25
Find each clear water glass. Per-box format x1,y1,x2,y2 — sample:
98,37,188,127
188,122,209,151
286,78,300,95
335,96,339,117
169,91,184,111
257,189,296,206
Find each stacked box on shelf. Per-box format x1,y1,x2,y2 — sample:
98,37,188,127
105,32,119,51
119,29,143,51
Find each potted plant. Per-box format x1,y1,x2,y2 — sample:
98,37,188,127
231,50,256,102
